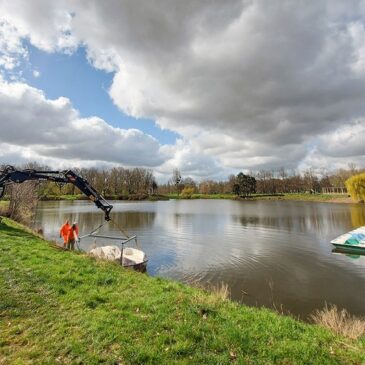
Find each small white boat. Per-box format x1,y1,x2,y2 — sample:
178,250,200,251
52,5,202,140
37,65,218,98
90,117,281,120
331,226,365,254
89,245,148,272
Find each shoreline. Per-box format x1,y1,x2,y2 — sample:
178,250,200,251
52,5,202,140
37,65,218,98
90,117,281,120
35,192,355,204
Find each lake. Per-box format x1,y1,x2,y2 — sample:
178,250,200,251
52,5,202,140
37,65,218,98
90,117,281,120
35,199,365,319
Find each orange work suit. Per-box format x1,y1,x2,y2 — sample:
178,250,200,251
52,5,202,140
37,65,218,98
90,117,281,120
60,223,70,247
66,225,79,250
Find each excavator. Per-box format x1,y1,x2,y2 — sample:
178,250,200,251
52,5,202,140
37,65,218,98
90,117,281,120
0,165,147,270
0,165,113,220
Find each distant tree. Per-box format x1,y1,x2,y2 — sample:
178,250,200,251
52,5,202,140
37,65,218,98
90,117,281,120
181,177,196,189
249,176,257,195
236,173,256,196
181,187,195,199
233,183,240,195
346,173,365,202
226,174,237,193
171,168,182,194
151,180,158,194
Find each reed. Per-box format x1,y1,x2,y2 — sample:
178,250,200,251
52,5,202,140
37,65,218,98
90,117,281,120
311,304,365,340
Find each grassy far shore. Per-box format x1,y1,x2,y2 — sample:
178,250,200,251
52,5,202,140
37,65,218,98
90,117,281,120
0,218,364,364
20,192,353,203
168,192,353,203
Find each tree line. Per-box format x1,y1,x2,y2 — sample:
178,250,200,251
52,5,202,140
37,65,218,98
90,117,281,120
1,163,364,200
160,165,363,196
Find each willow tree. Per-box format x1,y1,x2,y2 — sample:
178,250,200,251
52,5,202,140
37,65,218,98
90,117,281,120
345,173,365,202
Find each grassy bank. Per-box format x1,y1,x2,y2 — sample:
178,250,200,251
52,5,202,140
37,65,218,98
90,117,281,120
252,193,352,203
0,218,364,364
39,194,169,201
28,192,353,204
168,193,352,203
167,193,236,199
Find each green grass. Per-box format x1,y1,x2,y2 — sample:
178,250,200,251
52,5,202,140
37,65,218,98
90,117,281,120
1,218,364,364
252,193,350,202
40,194,86,201
39,192,351,204
167,193,236,199
167,193,350,202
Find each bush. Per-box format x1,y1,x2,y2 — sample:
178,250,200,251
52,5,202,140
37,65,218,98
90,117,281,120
181,187,195,198
345,173,365,202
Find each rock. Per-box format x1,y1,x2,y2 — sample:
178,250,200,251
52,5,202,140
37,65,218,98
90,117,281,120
89,245,147,267
89,245,121,261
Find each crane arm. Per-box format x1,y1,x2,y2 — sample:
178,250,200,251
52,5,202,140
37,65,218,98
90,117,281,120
0,165,113,221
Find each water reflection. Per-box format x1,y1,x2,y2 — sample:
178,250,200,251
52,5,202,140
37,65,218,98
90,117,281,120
350,204,365,227
35,199,365,319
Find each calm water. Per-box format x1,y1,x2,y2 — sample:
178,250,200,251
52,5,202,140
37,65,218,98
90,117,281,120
35,199,365,319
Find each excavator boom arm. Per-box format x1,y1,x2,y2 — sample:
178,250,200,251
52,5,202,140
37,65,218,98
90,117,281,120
0,165,113,221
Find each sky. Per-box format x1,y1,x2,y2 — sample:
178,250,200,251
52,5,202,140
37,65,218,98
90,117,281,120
0,0,365,182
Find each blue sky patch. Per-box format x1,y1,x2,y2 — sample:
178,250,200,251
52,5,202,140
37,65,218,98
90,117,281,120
22,43,178,145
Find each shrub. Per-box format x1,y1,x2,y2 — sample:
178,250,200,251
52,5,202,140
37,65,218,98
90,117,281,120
181,187,195,198
345,173,365,202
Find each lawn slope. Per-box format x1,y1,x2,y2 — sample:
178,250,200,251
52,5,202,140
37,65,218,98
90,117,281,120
0,218,364,364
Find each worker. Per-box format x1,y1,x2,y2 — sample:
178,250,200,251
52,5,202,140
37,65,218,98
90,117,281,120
59,220,70,248
66,222,79,250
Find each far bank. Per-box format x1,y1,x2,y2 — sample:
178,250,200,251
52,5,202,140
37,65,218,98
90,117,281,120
29,192,354,203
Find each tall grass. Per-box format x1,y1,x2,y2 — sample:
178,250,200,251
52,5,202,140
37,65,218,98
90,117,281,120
311,304,365,340
0,201,9,217
188,280,231,301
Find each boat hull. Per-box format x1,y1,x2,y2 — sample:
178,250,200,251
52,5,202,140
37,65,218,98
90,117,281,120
331,243,365,254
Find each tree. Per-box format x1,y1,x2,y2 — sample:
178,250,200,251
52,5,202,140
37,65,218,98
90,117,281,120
346,173,365,202
236,173,256,196
171,168,182,194
181,187,194,198
233,183,240,195
151,180,158,194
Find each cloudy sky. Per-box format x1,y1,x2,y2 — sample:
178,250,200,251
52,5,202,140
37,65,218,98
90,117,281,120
0,0,365,181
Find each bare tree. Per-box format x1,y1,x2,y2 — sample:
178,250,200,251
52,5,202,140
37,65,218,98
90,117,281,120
8,181,38,226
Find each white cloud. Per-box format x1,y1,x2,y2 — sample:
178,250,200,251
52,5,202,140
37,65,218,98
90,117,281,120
0,18,27,76
1,0,365,178
0,1,77,53
0,78,169,168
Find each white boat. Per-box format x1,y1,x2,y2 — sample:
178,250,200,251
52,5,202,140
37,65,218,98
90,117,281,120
89,245,148,272
331,226,365,254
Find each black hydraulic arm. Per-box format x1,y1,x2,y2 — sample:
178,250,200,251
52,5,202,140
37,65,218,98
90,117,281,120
0,165,113,220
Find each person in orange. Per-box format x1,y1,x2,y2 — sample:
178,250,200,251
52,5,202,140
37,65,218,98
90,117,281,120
59,220,70,248
66,222,79,250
